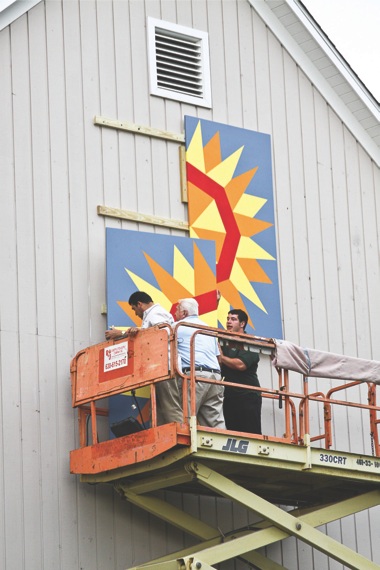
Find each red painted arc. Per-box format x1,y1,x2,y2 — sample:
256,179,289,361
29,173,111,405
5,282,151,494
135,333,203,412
187,163,241,282
170,289,218,319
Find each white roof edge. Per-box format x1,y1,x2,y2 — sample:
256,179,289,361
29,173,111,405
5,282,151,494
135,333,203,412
0,0,41,31
247,0,380,167
289,0,380,119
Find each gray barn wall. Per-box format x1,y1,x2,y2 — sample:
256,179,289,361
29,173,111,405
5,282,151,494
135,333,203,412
0,0,379,568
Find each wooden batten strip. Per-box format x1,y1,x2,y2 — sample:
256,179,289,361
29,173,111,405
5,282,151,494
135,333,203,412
179,145,188,203
94,116,185,143
97,205,189,232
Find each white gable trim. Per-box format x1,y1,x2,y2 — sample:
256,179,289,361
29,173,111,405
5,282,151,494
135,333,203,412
0,0,41,31
248,0,380,166
289,0,379,118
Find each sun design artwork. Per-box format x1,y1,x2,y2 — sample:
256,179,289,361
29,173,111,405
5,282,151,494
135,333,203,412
186,120,275,330
109,119,280,336
117,242,219,328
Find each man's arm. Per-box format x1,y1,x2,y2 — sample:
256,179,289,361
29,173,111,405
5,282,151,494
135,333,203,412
105,327,139,340
220,353,247,371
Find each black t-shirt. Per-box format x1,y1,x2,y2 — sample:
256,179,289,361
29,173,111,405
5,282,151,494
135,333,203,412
221,343,260,395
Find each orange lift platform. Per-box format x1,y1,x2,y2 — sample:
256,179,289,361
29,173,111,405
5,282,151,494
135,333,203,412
70,323,380,570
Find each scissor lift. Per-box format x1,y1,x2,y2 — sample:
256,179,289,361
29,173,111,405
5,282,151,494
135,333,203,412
70,324,380,570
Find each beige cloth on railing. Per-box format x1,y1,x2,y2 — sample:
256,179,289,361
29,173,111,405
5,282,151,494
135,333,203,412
272,339,380,384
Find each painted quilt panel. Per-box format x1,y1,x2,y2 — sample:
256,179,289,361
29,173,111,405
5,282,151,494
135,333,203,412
106,228,217,327
106,228,217,432
185,116,283,339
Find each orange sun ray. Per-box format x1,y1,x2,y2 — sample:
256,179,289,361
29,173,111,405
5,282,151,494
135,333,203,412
217,279,254,328
234,214,273,237
194,243,217,294
203,132,222,173
117,301,140,325
225,168,258,210
143,253,191,301
188,182,214,223
189,228,225,259
237,258,272,284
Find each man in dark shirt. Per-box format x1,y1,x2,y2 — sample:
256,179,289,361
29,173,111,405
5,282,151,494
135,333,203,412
220,309,262,434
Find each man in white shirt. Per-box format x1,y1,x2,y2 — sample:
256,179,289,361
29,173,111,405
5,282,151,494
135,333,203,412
175,298,225,429
105,291,182,425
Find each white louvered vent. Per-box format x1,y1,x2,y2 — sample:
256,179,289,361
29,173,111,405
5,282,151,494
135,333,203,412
148,18,212,108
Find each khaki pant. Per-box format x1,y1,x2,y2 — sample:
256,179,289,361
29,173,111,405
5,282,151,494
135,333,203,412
179,371,225,429
155,378,183,425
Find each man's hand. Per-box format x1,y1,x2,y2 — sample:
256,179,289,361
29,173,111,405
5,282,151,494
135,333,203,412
127,327,139,338
105,328,127,341
105,327,141,341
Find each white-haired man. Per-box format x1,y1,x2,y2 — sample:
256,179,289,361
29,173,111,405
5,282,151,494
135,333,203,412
175,298,225,429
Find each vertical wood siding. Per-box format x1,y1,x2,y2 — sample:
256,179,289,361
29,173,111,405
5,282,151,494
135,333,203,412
0,0,379,568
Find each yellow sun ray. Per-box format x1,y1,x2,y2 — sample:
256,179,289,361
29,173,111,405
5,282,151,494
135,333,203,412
173,246,196,295
217,295,231,326
207,146,244,187
230,262,267,313
201,310,219,327
233,194,267,217
186,121,206,173
217,280,253,327
237,237,275,260
191,200,226,233
144,253,192,300
125,269,173,309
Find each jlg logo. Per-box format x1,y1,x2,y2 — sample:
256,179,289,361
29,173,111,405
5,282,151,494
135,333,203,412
221,438,249,454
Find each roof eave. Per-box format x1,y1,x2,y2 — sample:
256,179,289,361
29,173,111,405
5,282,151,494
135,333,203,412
0,0,41,31
247,0,380,167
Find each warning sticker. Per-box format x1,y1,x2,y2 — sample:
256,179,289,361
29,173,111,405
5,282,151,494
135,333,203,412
103,342,128,373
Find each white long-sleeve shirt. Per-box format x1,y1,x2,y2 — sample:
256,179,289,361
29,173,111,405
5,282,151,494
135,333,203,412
141,303,174,328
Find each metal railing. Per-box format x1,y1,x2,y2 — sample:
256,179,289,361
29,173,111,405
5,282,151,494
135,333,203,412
71,323,380,456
